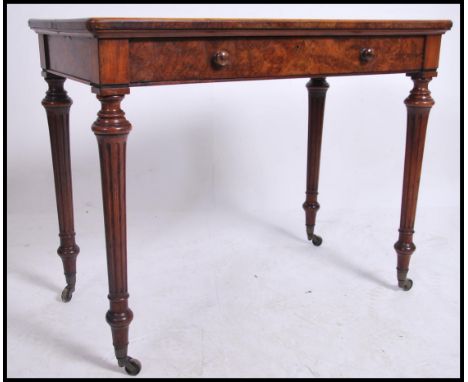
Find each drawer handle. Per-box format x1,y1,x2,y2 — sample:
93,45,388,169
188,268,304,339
212,50,230,67
360,48,375,63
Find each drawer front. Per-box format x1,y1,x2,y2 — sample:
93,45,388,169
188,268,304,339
129,36,424,84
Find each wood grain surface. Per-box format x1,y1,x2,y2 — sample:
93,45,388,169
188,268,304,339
29,18,453,38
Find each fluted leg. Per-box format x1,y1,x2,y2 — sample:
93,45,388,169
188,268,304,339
42,71,80,302
92,88,141,375
303,78,329,246
394,73,435,291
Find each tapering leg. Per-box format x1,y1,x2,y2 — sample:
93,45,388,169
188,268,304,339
92,87,141,375
42,71,80,302
394,73,435,291
303,78,329,246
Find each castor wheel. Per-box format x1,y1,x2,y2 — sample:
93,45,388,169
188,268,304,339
306,226,322,246
119,357,142,376
61,285,74,302
398,278,413,291
311,234,323,246
61,274,76,302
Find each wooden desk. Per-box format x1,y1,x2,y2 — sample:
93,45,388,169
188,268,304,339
29,18,452,375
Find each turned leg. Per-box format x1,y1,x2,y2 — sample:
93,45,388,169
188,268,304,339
42,71,80,302
394,73,435,291
92,88,141,375
303,78,329,246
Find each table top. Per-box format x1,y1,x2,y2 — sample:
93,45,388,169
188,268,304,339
29,18,452,87
29,18,452,38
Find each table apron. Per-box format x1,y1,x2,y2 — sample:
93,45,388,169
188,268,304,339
40,34,441,86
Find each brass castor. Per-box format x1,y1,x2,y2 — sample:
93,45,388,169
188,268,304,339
311,235,322,246
306,226,322,246
61,285,75,302
397,268,413,291
61,273,76,302
118,357,142,376
398,278,413,291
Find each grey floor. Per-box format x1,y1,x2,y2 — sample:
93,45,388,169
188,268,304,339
7,206,460,378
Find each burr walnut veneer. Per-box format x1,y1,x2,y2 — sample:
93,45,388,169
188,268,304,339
29,18,452,376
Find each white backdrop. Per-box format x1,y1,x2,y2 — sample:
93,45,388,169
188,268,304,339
7,4,460,378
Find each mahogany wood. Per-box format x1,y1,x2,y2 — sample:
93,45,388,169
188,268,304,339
423,35,442,70
46,35,99,84
394,73,435,291
129,36,424,85
28,18,453,38
29,17,452,375
29,18,451,87
42,71,80,303
303,78,329,246
91,89,140,375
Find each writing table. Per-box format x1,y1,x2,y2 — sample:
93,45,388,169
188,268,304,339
29,18,452,375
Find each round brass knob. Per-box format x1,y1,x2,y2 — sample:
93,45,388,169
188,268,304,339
212,50,230,67
360,48,375,63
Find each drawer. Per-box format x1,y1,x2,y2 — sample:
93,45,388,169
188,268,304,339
129,36,425,84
